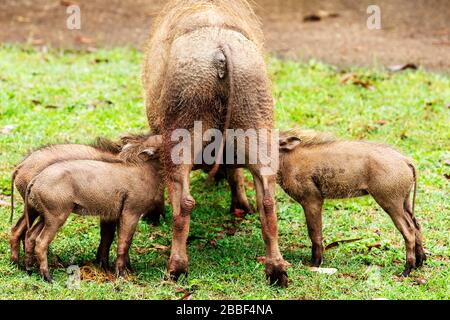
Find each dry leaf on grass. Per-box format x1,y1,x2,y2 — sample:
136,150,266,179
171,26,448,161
175,288,193,300
151,243,169,251
340,73,374,90
325,238,363,250
366,243,382,252
181,292,193,300
414,277,427,285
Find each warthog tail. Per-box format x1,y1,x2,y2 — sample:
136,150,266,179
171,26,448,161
206,44,234,184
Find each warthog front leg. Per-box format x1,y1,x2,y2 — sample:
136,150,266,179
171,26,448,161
115,211,140,277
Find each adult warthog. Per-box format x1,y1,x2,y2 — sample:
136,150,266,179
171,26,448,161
142,0,288,286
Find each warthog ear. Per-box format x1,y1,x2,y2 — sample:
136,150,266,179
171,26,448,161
139,147,159,161
279,136,301,152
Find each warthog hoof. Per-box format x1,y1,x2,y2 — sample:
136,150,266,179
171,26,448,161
168,256,188,282
265,260,289,288
25,257,35,274
311,256,323,268
115,258,132,278
95,258,110,272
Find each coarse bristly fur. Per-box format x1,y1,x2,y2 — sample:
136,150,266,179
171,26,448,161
22,143,164,281
277,129,426,277
141,0,287,286
279,129,336,148
9,135,154,267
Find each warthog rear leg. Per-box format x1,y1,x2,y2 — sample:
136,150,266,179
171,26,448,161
35,210,70,282
251,166,288,287
227,167,252,214
24,217,45,273
374,195,417,277
299,188,324,267
115,211,141,277
167,164,194,281
10,208,39,265
404,195,426,268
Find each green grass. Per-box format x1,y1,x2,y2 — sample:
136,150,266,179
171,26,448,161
0,45,449,300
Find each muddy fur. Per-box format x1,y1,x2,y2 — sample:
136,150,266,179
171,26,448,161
278,130,426,276
142,0,264,131
23,145,163,282
141,0,287,286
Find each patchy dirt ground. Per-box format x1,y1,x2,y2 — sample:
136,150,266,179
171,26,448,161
0,0,449,70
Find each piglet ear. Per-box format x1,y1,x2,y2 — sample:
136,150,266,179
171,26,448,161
139,147,158,161
279,136,301,152
120,134,133,145
144,134,163,148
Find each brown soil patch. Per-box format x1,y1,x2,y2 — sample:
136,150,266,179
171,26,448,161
1,0,449,71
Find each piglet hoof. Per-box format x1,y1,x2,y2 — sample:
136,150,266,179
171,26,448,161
311,257,323,268
10,255,20,267
265,260,289,288
25,259,34,275
415,251,427,268
40,270,53,283
97,259,110,272
401,266,413,278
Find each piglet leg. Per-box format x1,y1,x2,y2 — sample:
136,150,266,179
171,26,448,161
96,219,116,271
35,211,70,283
115,211,140,278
